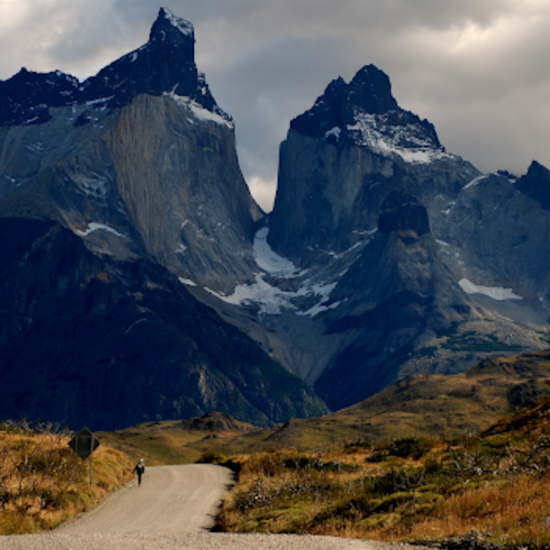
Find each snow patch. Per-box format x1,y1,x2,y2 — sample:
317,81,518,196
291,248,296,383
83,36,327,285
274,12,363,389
179,277,197,287
297,282,339,317
86,96,114,107
459,278,523,301
165,92,233,128
206,275,341,316
76,223,127,238
206,274,306,315
325,126,341,141
253,228,299,278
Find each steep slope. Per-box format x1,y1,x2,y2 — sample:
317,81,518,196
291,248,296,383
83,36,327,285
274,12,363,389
0,9,326,429
0,217,326,429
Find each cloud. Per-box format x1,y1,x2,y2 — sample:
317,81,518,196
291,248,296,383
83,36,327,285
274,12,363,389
2,0,550,208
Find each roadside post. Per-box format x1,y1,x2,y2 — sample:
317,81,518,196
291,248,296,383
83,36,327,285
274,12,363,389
69,427,101,484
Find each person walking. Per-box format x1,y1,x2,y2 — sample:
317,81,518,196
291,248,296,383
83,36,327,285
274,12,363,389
133,459,145,486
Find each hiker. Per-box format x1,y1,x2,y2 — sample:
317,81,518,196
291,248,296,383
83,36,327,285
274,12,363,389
134,459,145,486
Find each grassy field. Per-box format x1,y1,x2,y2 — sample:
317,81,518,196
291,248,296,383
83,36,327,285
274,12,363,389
0,422,134,535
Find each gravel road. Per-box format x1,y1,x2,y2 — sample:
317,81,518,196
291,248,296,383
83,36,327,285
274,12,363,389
0,464,427,550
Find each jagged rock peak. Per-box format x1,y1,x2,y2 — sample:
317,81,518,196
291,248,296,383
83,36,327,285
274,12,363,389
290,64,446,163
0,8,227,126
0,69,80,126
151,7,195,41
378,191,431,236
515,160,550,210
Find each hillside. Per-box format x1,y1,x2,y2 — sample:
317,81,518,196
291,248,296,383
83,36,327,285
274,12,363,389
101,349,550,463
213,375,550,548
0,422,133,535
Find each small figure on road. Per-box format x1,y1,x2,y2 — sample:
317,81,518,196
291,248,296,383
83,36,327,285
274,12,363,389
134,459,145,486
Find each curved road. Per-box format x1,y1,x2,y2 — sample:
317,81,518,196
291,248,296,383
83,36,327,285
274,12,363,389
0,464,424,550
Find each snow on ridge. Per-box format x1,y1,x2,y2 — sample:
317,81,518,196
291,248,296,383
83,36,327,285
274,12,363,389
253,228,299,278
76,223,127,238
459,278,523,301
164,92,233,128
347,111,452,164
463,174,488,190
179,277,197,287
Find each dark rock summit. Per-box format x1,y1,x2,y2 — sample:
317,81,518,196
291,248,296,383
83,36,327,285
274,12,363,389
290,64,441,150
515,160,550,210
0,8,227,127
0,69,79,126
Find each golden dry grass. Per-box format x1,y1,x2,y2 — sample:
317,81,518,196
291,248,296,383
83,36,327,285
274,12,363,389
213,410,550,549
0,424,133,535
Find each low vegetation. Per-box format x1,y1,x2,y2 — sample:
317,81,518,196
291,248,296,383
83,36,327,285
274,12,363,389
212,396,550,549
0,421,133,535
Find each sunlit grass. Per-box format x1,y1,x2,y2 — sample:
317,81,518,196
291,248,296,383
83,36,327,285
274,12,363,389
213,407,550,549
0,422,133,535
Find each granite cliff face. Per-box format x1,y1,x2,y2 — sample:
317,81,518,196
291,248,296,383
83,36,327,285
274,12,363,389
0,9,263,292
268,65,478,264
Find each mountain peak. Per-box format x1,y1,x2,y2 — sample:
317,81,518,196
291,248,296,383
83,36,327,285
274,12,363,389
0,9,226,127
150,7,195,43
347,64,398,114
515,160,550,210
290,64,444,162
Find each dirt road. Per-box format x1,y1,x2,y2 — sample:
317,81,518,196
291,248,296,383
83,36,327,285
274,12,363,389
59,463,232,534
0,464,425,550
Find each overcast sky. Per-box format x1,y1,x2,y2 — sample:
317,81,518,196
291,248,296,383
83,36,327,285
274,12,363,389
1,0,550,211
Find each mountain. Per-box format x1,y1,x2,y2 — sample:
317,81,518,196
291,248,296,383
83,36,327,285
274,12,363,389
1,9,550,429
0,8,326,429
235,64,549,409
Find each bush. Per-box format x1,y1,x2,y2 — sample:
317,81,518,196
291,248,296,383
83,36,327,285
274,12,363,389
388,437,426,459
